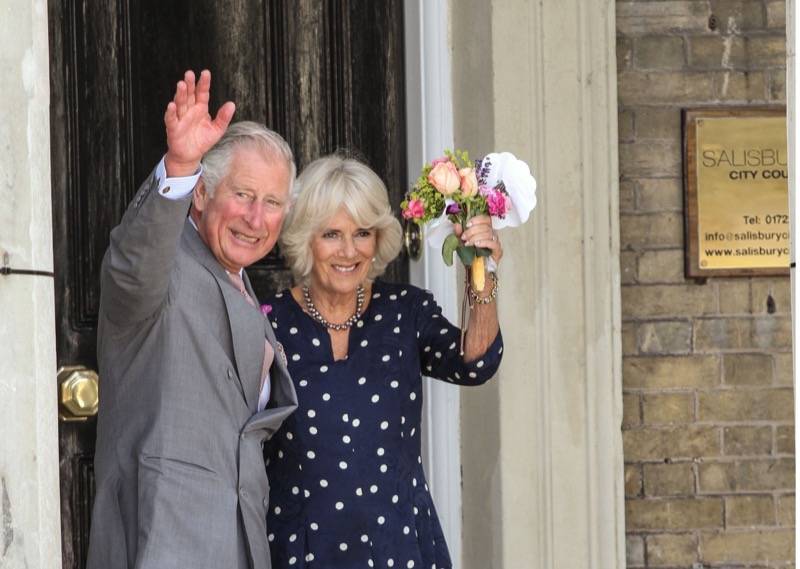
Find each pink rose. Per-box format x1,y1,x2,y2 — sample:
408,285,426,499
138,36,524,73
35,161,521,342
427,161,461,196
458,167,478,197
402,199,425,219
487,189,511,217
431,156,451,167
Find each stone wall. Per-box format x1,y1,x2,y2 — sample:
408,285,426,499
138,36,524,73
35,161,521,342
617,0,795,567
0,0,62,567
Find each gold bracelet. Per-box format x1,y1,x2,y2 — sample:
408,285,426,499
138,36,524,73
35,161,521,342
469,271,498,305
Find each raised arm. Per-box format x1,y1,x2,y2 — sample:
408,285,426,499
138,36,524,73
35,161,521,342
454,215,503,362
101,70,236,326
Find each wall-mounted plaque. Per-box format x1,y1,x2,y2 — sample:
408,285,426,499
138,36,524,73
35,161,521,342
683,108,789,278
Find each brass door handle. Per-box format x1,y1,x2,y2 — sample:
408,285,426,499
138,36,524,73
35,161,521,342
58,365,99,422
404,222,423,261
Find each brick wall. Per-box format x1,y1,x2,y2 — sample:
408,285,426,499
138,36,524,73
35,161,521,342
616,1,795,567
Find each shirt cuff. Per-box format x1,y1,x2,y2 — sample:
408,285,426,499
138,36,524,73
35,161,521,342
156,156,203,200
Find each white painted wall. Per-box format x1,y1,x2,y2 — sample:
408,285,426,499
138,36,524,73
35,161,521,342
0,1,62,567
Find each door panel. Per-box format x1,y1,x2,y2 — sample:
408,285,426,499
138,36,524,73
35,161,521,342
48,1,406,566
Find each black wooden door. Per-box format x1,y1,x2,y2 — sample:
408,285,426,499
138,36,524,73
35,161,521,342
48,1,407,566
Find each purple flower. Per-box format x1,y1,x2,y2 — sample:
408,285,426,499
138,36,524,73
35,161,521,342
446,203,462,215
475,157,493,185
260,304,272,316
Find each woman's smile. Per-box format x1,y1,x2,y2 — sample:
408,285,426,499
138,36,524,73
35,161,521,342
309,210,377,300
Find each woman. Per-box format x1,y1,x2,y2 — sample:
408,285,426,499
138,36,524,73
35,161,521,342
262,153,503,568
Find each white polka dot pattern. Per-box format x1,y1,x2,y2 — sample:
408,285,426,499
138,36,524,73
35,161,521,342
262,282,503,569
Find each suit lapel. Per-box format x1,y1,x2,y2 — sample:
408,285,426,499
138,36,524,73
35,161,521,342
241,275,300,417
181,221,263,411
242,271,298,411
263,312,296,409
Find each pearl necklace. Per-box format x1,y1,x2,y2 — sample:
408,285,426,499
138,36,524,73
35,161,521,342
302,285,365,331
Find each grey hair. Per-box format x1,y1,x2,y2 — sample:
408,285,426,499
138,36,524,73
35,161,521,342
280,153,403,285
200,121,296,200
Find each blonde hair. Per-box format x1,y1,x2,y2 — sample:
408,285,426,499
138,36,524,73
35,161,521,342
280,153,403,285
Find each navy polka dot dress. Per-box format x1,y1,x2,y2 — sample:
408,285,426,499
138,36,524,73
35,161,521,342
263,281,503,569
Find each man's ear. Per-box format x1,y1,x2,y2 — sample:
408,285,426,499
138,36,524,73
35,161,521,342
193,178,208,212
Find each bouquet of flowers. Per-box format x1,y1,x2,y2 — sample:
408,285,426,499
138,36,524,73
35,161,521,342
401,150,537,291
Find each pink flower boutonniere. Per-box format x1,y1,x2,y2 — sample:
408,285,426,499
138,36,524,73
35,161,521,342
260,304,272,317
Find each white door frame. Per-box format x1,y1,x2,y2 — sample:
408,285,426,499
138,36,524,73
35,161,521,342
403,1,463,567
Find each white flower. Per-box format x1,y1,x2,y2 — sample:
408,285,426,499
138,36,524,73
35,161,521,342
424,205,456,249
482,152,537,229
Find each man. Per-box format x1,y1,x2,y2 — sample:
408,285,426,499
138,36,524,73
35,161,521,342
86,70,297,569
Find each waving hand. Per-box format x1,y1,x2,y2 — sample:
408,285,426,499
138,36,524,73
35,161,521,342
163,70,236,177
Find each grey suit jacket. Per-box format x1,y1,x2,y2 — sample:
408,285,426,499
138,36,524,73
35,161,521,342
87,170,297,569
